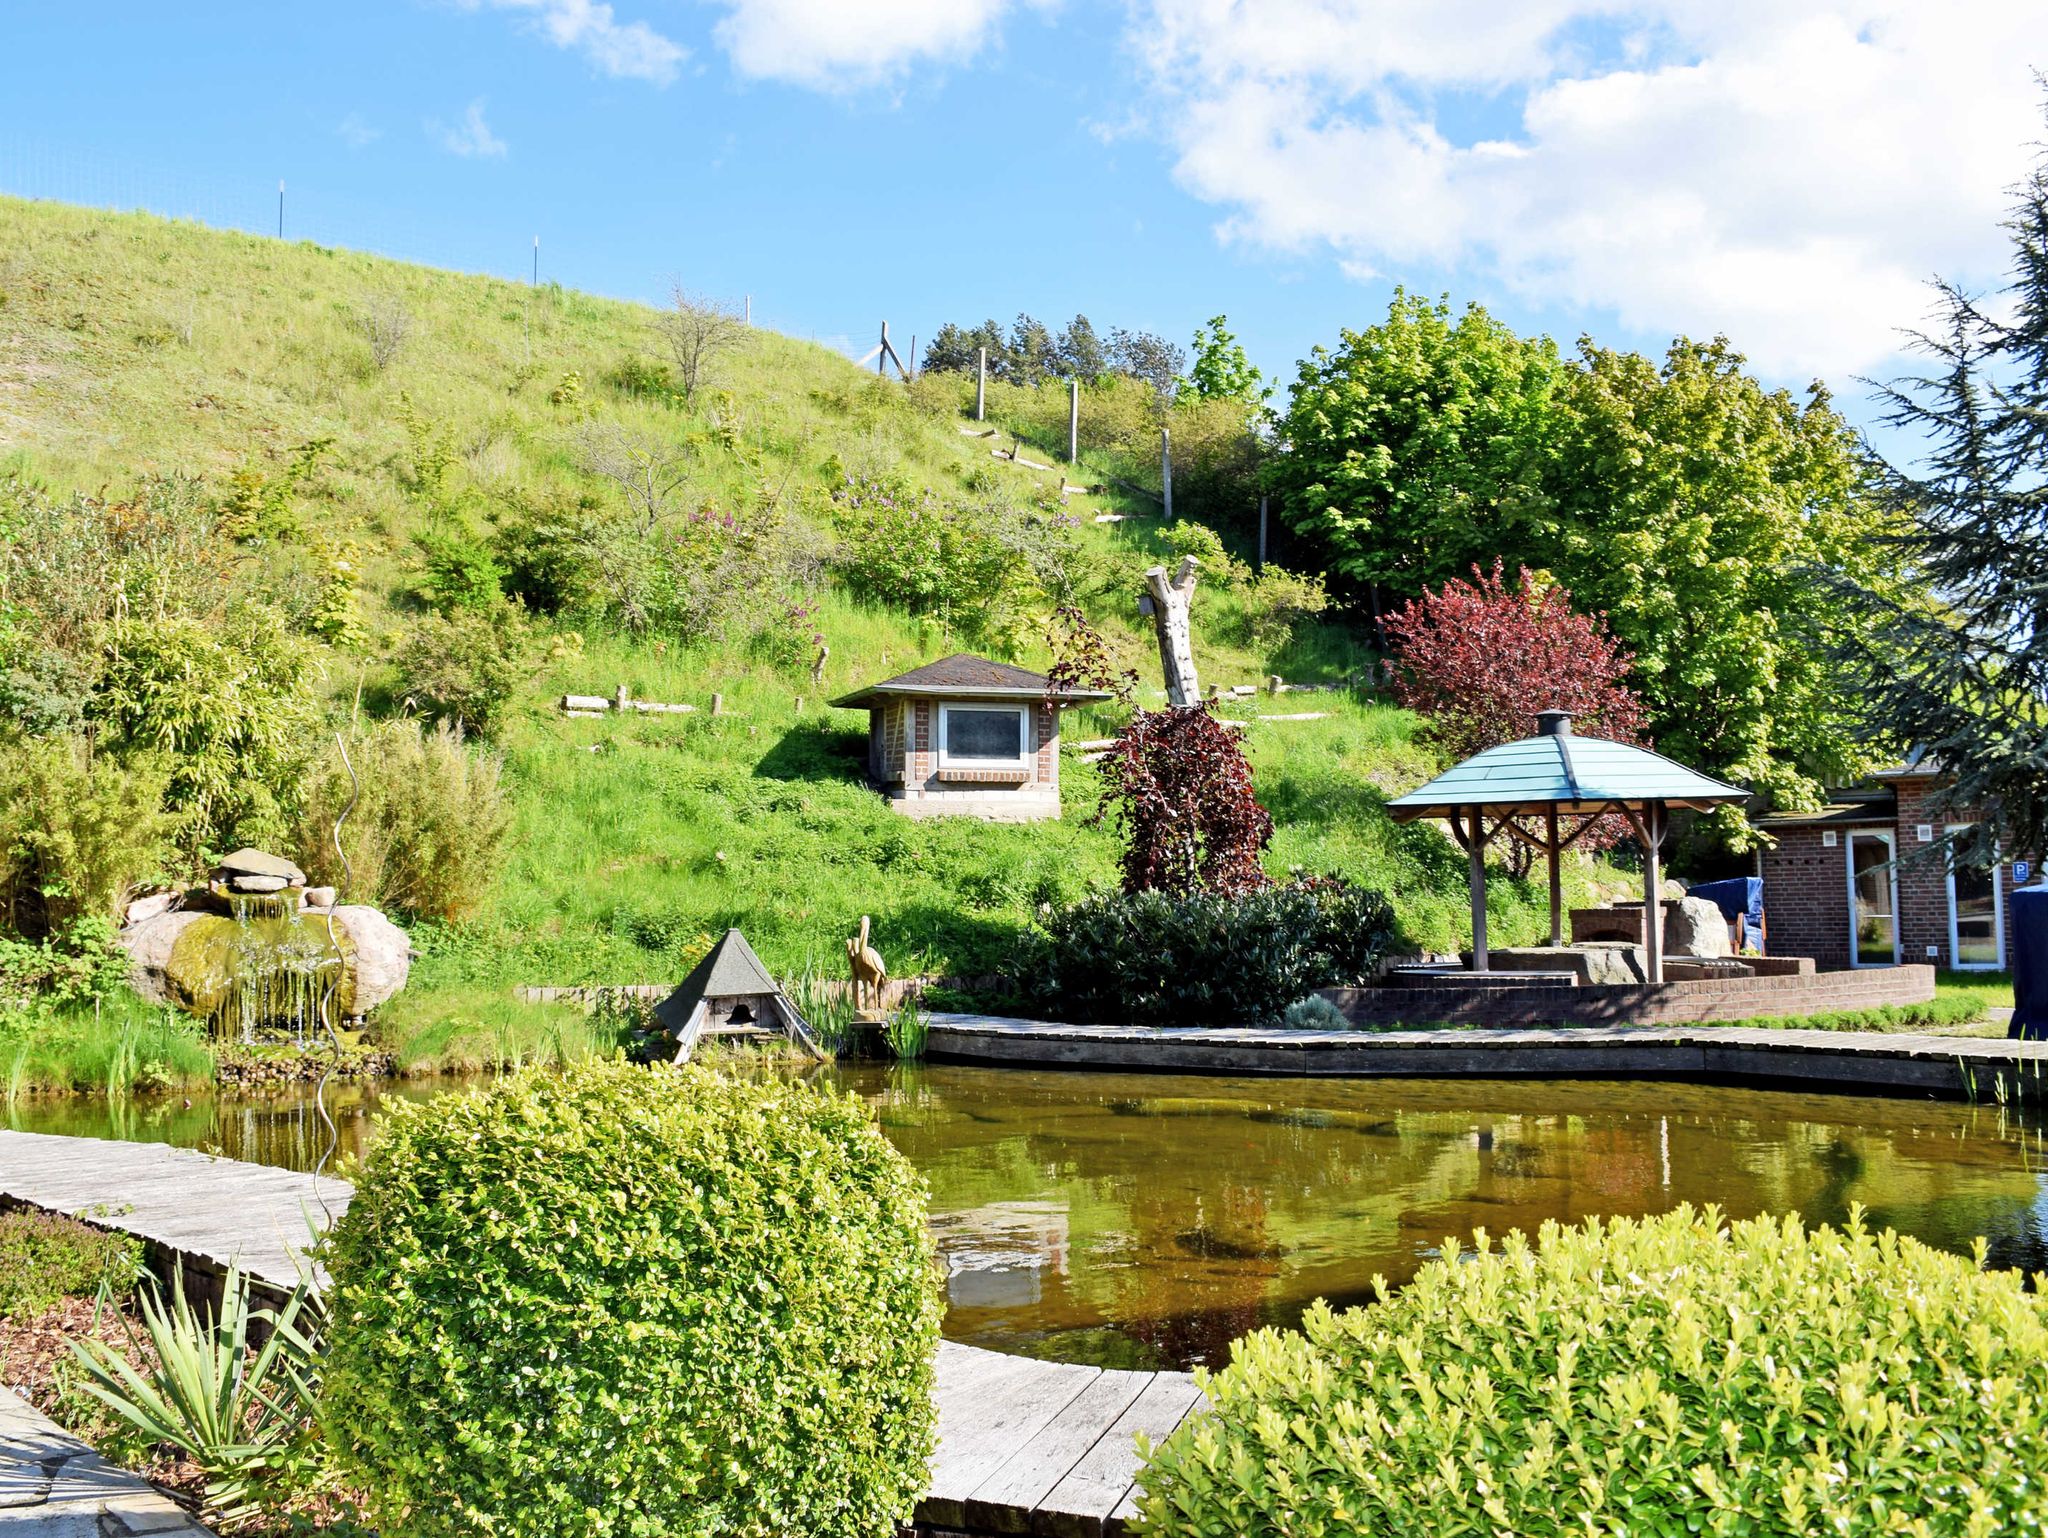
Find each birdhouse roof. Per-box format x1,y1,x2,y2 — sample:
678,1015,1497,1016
654,928,783,1032
829,653,1111,708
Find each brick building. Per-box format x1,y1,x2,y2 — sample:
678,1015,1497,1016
830,654,1109,822
1754,757,2021,972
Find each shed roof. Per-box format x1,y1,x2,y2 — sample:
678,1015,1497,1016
1386,715,1748,820
829,653,1111,709
653,928,783,1032
1752,789,1896,829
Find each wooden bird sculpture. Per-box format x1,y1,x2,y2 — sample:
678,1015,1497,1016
846,914,888,1017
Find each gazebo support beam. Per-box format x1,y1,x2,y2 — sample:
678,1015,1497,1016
1546,806,1563,948
1618,801,1669,984
1466,804,1490,970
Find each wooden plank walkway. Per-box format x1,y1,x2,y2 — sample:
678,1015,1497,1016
0,1132,1196,1537
925,1012,2048,1098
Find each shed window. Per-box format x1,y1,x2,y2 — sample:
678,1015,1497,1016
940,705,1028,764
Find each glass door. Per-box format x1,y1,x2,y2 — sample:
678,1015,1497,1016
1947,827,2004,969
1847,831,1898,967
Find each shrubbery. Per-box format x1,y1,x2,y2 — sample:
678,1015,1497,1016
293,719,512,922
1135,1206,2048,1537
0,1209,141,1317
1017,880,1394,1025
320,1059,942,1538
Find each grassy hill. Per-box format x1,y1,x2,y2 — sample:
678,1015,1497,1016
1,196,1614,1058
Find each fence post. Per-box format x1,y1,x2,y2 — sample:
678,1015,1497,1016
744,294,752,327
1161,427,1173,523
975,348,987,422
1257,495,1268,572
1068,379,1080,464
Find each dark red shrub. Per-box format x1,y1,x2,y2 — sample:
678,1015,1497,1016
1384,560,1644,761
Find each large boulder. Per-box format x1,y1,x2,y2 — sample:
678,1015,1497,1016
330,905,411,1014
1664,895,1733,959
120,908,213,1008
117,899,410,1021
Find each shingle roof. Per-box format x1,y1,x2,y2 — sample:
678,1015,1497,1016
1387,717,1748,820
653,928,783,1032
830,653,1112,708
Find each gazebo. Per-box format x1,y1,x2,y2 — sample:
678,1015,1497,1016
1386,711,1748,984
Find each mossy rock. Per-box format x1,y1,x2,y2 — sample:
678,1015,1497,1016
166,911,360,1026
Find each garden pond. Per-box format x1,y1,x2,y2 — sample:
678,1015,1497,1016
11,1064,2048,1370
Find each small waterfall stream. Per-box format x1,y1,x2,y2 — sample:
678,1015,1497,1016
209,893,346,1045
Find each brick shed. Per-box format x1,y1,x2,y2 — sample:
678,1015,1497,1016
1754,758,2024,972
830,654,1110,822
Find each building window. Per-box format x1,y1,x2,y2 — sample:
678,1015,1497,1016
938,704,1029,766
1946,825,2005,971
1847,830,1898,968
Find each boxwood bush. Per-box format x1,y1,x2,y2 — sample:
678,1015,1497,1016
319,1059,942,1538
1016,879,1395,1026
1134,1206,2048,1537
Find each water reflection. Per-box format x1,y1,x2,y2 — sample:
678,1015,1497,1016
10,1066,2048,1370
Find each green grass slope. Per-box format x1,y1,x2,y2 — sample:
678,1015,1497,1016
2,197,1607,1023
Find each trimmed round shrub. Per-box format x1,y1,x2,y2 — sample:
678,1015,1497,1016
1135,1206,2048,1536
320,1059,942,1538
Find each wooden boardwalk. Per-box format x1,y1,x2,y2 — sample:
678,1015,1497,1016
0,1131,1197,1537
926,1012,2048,1098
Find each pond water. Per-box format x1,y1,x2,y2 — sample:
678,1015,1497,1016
11,1066,2048,1370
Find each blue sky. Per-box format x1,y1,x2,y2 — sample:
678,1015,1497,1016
3,1,2042,437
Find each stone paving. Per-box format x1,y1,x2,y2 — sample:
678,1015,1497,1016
0,1389,211,1537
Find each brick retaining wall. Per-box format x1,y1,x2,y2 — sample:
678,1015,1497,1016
1324,963,1936,1029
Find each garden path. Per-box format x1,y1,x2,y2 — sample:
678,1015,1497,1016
0,1131,1197,1538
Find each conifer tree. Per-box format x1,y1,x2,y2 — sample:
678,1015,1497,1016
1854,125,2048,862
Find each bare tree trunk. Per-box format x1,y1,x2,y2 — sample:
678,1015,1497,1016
1140,556,1201,706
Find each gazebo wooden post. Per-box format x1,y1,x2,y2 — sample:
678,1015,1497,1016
1641,800,1666,984
1546,806,1563,948
1466,804,1490,970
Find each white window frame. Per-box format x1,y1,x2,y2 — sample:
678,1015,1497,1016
1944,823,2005,972
1846,828,1900,969
936,702,1031,768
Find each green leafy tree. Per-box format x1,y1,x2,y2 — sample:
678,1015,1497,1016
1185,314,1268,404
1844,128,2048,861
1055,314,1106,381
1548,337,1898,817
1006,313,1057,386
1268,291,1562,613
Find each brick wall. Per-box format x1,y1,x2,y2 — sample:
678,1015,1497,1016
1325,963,1936,1029
1760,776,2025,971
1760,825,1857,969
1035,702,1058,793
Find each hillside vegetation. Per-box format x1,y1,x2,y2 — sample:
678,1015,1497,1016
0,197,1614,1052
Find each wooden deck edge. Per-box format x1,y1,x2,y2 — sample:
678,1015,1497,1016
924,1013,2044,1100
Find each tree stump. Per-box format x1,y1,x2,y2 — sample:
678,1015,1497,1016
1140,556,1201,707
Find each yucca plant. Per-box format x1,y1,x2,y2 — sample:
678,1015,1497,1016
70,1263,324,1524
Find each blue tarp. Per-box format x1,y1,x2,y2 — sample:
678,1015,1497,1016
2008,886,2048,1040
1689,877,1765,954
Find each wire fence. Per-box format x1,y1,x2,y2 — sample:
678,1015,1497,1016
0,137,871,363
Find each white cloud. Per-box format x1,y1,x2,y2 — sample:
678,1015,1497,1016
336,113,381,149
434,99,510,158
460,0,687,84
710,0,1046,91
1131,0,2046,378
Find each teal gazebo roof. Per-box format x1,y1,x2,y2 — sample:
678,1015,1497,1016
1387,712,1747,821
